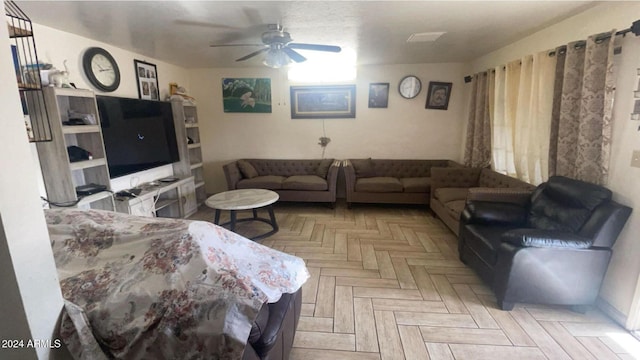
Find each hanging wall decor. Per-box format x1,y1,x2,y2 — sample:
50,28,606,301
134,60,159,100
222,78,272,113
290,85,356,119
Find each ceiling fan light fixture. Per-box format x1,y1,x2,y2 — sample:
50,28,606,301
263,48,292,68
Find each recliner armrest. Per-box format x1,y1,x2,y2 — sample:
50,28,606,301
461,201,527,226
502,229,592,249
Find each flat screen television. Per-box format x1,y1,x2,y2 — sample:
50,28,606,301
97,96,179,179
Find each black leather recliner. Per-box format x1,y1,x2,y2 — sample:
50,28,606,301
458,176,632,310
242,289,302,360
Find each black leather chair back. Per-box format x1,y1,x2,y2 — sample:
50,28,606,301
528,176,612,232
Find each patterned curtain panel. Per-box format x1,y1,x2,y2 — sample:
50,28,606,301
463,71,493,167
549,30,616,185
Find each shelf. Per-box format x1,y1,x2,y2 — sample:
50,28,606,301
76,191,112,207
185,123,199,128
54,88,96,98
195,181,205,188
8,24,32,38
155,198,179,211
62,125,101,134
187,143,201,149
190,162,203,170
69,158,106,171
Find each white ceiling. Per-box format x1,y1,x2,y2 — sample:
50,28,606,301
15,1,597,68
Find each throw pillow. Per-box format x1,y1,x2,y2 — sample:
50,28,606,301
237,160,259,179
315,159,333,178
351,158,375,178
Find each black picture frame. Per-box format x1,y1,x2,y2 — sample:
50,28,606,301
134,60,159,100
425,81,452,110
290,85,356,119
368,82,389,108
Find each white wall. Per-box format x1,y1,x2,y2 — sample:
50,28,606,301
470,2,640,328
31,23,192,192
188,63,470,194
0,3,65,358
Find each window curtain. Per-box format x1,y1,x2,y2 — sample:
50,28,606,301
492,61,520,177
463,71,493,167
490,52,556,184
548,30,617,185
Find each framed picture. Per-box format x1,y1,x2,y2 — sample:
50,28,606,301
290,85,356,119
222,78,272,113
368,82,389,108
134,60,159,100
425,81,453,110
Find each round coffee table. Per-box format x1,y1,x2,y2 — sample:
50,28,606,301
205,189,279,240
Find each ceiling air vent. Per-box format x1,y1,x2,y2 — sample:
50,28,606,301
407,32,446,43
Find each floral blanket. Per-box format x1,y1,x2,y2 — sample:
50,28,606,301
45,209,309,360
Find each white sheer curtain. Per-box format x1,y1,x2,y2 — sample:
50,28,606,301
491,51,556,184
492,61,520,177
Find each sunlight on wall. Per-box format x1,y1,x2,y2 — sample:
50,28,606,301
288,48,357,83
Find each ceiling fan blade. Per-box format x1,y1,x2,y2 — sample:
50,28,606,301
283,47,307,63
235,47,269,61
288,43,341,53
210,44,264,48
174,19,240,30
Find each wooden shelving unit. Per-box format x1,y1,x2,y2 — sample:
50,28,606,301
32,87,114,210
5,0,52,142
172,100,207,205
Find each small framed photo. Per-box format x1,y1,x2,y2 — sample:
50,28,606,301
425,81,452,110
134,60,159,100
368,82,389,108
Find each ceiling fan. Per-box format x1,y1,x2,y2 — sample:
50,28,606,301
210,24,341,68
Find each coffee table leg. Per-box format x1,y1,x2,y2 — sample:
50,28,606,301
268,205,279,232
230,210,237,231
214,209,221,225
252,208,258,219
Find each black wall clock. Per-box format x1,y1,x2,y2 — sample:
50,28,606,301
82,47,121,92
398,75,422,99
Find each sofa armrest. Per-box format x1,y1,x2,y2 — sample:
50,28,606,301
327,160,340,194
467,187,533,206
344,160,356,202
430,167,482,197
460,201,527,227
501,229,592,249
223,161,242,190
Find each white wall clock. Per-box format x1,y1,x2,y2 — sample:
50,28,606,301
398,75,422,99
82,47,121,92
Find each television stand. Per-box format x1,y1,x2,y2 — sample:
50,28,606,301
114,176,197,219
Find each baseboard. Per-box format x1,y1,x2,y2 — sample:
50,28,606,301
596,296,628,328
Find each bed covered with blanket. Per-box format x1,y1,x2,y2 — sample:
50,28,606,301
45,209,309,359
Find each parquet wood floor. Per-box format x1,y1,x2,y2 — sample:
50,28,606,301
190,201,640,360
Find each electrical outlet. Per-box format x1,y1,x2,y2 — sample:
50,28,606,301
631,150,640,168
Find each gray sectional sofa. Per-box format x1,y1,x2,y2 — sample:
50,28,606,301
343,159,463,206
223,158,340,205
430,167,535,235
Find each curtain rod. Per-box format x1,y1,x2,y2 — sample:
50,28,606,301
464,19,640,83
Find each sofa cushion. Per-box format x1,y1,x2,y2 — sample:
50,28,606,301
434,188,468,203
445,200,466,220
401,177,431,193
238,160,259,179
282,175,328,191
315,159,333,178
351,158,375,178
355,177,403,192
237,176,285,190
462,225,514,266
